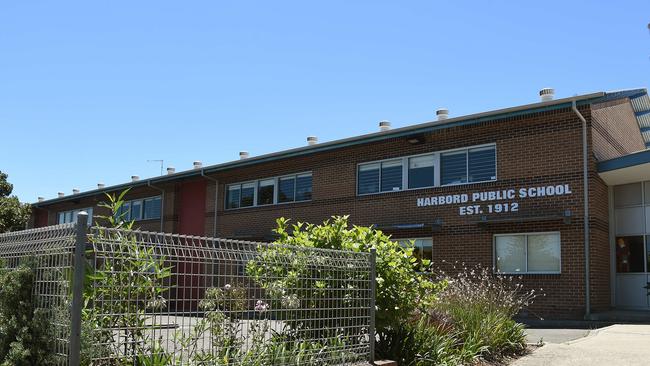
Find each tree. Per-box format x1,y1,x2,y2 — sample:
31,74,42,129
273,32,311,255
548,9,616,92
0,171,31,233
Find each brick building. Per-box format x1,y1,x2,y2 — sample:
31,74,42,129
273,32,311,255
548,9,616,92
30,88,650,319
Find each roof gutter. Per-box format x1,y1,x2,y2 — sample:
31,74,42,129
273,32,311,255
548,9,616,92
32,92,607,207
572,99,591,320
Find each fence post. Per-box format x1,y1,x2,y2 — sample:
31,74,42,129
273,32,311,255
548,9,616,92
369,247,376,364
69,212,88,366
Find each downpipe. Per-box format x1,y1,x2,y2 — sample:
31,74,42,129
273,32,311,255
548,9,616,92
572,99,591,319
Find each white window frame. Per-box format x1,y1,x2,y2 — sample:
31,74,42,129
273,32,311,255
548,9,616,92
58,207,94,225
225,171,313,210
357,143,496,196
118,196,162,222
493,231,561,275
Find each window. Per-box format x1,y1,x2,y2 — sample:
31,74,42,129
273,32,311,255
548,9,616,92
257,179,275,205
227,186,241,209
131,200,143,221
295,173,312,202
225,172,312,209
278,176,295,203
116,196,161,221
616,236,645,273
441,150,468,185
408,155,435,189
494,232,561,274
58,207,93,225
358,163,380,195
381,160,403,192
143,196,162,220
468,146,496,182
358,144,496,195
397,238,433,270
241,183,255,207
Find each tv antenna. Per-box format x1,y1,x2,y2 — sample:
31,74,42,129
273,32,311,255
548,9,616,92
147,159,164,176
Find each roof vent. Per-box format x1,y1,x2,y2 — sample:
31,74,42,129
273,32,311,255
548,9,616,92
97,183,105,189
167,167,176,175
436,108,449,121
307,136,318,146
57,192,65,198
131,175,140,182
239,151,250,160
540,88,555,102
37,197,44,202
379,120,392,131
72,188,80,195
193,161,203,169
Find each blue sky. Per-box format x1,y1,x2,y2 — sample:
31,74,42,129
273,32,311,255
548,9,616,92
1,1,649,202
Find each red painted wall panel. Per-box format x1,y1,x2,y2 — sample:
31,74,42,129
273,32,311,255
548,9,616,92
177,180,207,236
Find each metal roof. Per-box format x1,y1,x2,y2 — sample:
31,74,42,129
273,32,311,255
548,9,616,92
34,89,648,206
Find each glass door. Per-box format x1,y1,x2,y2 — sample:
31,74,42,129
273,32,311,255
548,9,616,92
613,182,650,309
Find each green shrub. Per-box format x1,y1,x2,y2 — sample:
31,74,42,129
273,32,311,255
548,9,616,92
431,264,537,361
246,216,442,342
0,260,57,366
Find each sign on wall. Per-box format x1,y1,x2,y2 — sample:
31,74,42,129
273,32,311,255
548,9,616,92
416,184,572,216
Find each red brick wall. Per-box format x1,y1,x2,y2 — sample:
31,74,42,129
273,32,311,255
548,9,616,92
204,106,595,318
591,98,645,161
32,102,628,319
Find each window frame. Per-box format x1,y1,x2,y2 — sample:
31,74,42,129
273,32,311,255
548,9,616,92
116,196,162,222
493,231,561,275
57,207,94,225
357,143,496,196
225,171,313,210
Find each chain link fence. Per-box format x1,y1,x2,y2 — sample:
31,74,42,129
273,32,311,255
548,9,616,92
0,214,375,366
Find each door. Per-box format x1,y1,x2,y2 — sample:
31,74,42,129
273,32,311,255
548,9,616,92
613,183,650,309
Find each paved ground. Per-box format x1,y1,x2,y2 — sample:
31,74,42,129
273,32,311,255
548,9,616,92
513,324,650,366
524,328,591,345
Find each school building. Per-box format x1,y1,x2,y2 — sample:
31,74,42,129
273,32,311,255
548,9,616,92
30,87,650,319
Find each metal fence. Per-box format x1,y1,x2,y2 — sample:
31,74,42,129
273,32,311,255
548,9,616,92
0,213,375,366
0,223,78,365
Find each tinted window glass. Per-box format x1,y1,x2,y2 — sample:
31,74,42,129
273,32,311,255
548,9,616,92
468,146,496,182
226,185,241,209
143,197,162,219
614,183,643,207
295,173,312,201
358,163,380,194
408,155,435,189
122,202,131,221
278,177,295,203
616,236,645,273
257,179,275,205
241,183,255,207
441,150,467,185
131,200,143,221
381,160,403,192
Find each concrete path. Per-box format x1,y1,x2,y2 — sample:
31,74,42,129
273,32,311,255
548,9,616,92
513,325,650,366
524,328,591,345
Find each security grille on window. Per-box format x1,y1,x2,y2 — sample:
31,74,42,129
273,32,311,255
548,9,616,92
226,172,312,209
494,232,561,274
58,207,93,225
